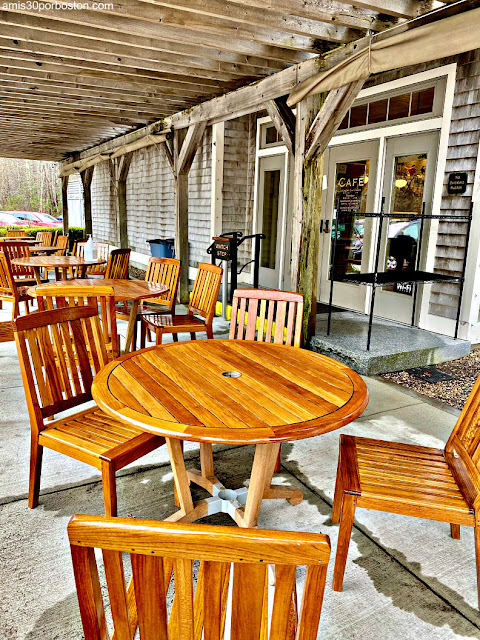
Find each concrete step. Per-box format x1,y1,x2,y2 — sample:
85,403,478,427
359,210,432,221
310,311,470,376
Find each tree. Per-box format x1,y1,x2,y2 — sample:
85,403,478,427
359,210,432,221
0,158,61,215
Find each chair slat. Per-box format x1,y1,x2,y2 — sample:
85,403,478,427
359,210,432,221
229,297,239,340
70,545,108,640
103,550,132,640
245,299,258,341
257,299,267,342
273,301,287,344
173,558,194,640
265,301,275,344
268,565,297,640
131,554,168,640
203,561,224,640
237,298,247,340
296,565,328,640
231,563,267,640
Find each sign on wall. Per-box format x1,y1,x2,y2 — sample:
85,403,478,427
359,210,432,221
447,172,468,195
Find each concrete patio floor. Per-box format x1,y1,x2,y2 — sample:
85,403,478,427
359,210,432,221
1,305,480,639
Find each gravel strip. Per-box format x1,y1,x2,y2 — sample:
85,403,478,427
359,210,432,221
381,347,480,410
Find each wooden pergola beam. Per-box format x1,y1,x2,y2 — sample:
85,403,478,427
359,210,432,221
305,80,365,161
0,10,289,71
4,7,312,63
61,175,69,234
264,96,296,156
207,0,400,30
80,166,94,237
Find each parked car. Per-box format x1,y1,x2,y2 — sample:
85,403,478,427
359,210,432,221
0,212,24,226
9,211,63,228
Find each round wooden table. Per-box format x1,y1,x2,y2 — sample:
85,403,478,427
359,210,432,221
12,255,106,285
29,245,59,254
92,339,369,527
28,278,169,354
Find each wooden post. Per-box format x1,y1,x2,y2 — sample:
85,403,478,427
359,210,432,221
61,175,69,235
116,152,133,249
173,123,206,303
80,166,94,237
291,81,364,345
291,94,326,345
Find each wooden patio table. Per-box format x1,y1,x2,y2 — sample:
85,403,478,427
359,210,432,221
91,339,369,528
27,278,169,354
29,245,59,254
13,255,106,286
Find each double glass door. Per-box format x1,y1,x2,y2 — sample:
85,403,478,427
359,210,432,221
320,132,438,323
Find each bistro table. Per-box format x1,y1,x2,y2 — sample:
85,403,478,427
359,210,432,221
12,255,106,286
92,339,368,528
29,246,59,254
27,278,169,354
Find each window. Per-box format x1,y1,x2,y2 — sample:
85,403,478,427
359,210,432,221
260,122,284,149
337,85,437,132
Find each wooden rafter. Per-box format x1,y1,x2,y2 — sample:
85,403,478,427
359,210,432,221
264,97,296,156
0,0,456,160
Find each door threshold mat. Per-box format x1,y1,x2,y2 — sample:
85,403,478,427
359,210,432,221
405,366,455,383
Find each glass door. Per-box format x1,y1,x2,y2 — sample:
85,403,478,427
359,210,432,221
256,154,286,288
374,132,438,323
319,141,379,311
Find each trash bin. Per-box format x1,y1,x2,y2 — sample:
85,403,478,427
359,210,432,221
147,238,175,258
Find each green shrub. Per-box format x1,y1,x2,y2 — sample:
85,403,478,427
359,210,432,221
0,226,85,252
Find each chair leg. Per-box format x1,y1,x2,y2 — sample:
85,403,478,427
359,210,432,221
190,333,196,340
140,321,146,349
475,521,480,609
206,326,214,339
331,453,343,524
101,460,118,517
155,329,163,345
332,494,357,592
450,523,461,539
28,438,43,509
132,319,138,351
172,334,179,342
274,444,282,473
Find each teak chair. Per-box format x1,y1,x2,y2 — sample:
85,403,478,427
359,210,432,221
0,241,37,284
35,231,52,246
7,228,26,238
45,235,69,278
13,305,165,516
140,262,222,345
332,373,480,608
117,257,180,349
104,248,130,279
229,289,304,472
68,514,331,640
36,284,120,358
0,250,31,319
86,242,110,276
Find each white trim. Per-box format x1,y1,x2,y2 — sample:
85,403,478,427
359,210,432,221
252,115,290,289
357,64,457,101
329,117,443,146
210,122,224,238
462,139,480,342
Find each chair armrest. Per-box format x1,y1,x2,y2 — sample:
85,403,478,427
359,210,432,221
340,434,361,495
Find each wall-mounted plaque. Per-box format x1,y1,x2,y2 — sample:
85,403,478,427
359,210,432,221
212,237,233,261
447,172,468,195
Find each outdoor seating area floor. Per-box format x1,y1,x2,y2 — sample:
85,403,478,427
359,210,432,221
2,310,480,639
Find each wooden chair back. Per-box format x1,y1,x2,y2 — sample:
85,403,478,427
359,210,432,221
230,289,304,347
68,514,330,640
7,228,25,238
72,238,87,257
446,375,480,507
0,241,33,279
13,305,111,426
36,231,52,246
143,257,180,312
105,248,130,279
87,243,110,275
188,262,223,324
36,285,119,358
0,249,20,304
54,235,68,256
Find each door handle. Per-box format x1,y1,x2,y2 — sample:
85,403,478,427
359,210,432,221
324,220,330,233
320,220,324,233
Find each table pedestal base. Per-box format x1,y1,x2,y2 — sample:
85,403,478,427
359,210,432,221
164,439,303,528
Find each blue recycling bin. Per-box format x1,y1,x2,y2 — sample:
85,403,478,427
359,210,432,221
147,238,175,258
